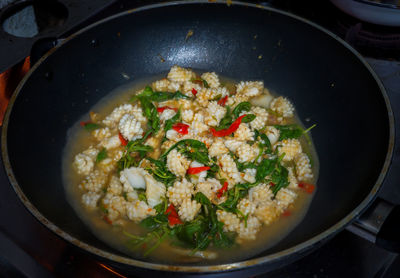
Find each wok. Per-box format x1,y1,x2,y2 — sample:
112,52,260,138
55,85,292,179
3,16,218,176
1,1,397,276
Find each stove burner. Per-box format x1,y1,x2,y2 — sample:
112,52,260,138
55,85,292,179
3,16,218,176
335,17,400,60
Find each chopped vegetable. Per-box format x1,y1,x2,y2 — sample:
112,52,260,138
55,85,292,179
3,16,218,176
215,105,233,130
298,182,315,193
173,192,235,251
81,122,100,131
172,123,189,135
217,181,228,198
232,102,251,118
145,157,176,187
164,109,181,132
118,132,128,146
135,86,190,102
103,215,113,225
191,88,198,96
138,95,160,133
161,139,210,165
218,183,252,213
241,114,256,123
187,166,210,175
274,124,316,141
217,95,228,106
210,114,246,137
157,106,178,113
165,204,183,226
117,133,153,171
96,148,107,163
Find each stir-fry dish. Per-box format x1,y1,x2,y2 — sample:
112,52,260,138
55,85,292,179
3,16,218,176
70,66,316,259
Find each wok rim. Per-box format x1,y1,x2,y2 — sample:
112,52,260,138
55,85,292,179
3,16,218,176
1,0,395,273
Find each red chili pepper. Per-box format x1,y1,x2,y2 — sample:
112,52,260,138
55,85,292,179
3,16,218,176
165,204,183,226
118,132,128,146
298,182,316,193
210,114,246,137
103,216,113,225
165,204,179,218
172,123,189,135
191,88,198,96
217,182,229,198
282,210,291,217
156,106,178,113
217,95,228,106
187,166,210,175
269,182,275,187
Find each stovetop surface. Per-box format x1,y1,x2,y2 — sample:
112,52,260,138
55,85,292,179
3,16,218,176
1,1,400,277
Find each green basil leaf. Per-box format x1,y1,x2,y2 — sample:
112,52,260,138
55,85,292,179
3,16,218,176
213,222,235,248
138,191,147,202
259,133,272,150
139,96,160,133
241,114,256,123
271,165,289,195
145,158,176,187
194,192,211,207
176,218,206,247
140,214,168,230
83,123,100,131
172,91,191,100
274,124,304,141
164,109,181,132
160,139,209,163
232,102,251,118
202,79,210,88
117,138,153,171
215,105,233,130
96,148,107,163
255,158,276,182
154,199,167,214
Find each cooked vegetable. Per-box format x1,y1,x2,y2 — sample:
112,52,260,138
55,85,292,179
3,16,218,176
81,121,100,131
157,106,178,113
96,148,107,163
217,95,228,106
145,158,177,187
118,132,128,146
275,123,316,141
232,101,251,118
187,166,210,175
164,109,181,132
161,139,210,165
117,133,153,171
217,181,228,198
210,114,246,137
172,123,189,135
298,182,316,193
165,204,183,226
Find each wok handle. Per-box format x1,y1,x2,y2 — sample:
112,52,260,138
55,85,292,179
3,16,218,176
376,204,400,253
346,198,400,253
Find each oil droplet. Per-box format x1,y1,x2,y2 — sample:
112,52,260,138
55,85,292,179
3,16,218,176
91,39,99,47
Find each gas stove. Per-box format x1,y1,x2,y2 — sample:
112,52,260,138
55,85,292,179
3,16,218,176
0,1,399,277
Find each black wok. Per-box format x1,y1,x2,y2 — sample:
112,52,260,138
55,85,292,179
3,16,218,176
1,1,396,276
